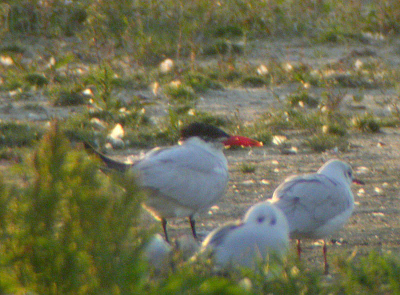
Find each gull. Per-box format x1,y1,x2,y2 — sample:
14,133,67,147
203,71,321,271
85,122,259,243
144,234,172,272
270,159,363,273
199,202,289,269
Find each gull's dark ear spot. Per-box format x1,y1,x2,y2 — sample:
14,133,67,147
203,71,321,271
270,216,276,225
257,216,265,223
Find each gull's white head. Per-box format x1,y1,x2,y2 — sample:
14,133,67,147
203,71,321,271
317,159,361,186
244,202,289,234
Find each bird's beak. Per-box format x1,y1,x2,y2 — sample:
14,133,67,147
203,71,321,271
353,178,365,185
223,136,263,148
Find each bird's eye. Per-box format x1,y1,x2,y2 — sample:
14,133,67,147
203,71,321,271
257,216,265,223
270,217,276,225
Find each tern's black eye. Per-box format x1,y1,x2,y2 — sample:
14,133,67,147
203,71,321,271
257,216,265,223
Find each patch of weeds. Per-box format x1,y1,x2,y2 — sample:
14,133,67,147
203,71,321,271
289,63,320,86
0,73,24,91
111,73,149,90
287,90,319,108
379,117,399,128
183,72,223,92
336,251,400,294
88,105,150,127
287,109,324,132
0,147,22,162
235,121,272,146
320,91,345,113
54,87,87,106
241,75,267,88
85,65,119,110
352,114,381,133
305,133,348,153
322,124,347,136
317,28,342,43
63,124,106,145
239,162,256,173
223,69,243,83
0,44,26,54
7,2,41,33
23,103,47,113
194,111,230,128
352,93,364,103
13,91,35,101
24,73,49,87
328,73,381,89
124,125,176,148
164,83,197,105
0,121,44,147
203,40,243,56
214,25,244,38
254,130,272,146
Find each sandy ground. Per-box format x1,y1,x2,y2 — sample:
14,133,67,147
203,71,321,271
1,37,400,272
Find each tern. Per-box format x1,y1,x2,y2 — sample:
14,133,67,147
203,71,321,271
86,122,259,243
270,159,363,273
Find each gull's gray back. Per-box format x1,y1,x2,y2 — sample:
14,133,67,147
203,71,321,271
271,173,354,238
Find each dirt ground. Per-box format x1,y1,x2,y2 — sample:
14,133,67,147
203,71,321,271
1,36,400,271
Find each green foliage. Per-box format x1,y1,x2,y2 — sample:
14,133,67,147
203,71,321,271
164,83,197,106
54,88,87,106
0,121,43,147
85,65,116,110
240,76,267,88
240,163,256,173
183,72,223,92
306,133,348,153
352,113,381,133
0,123,148,293
203,40,244,56
287,90,319,108
337,251,400,294
24,73,49,87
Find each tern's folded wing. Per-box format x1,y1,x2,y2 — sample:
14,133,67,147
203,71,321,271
134,144,229,210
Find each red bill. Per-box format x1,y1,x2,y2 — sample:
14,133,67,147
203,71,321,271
223,136,263,147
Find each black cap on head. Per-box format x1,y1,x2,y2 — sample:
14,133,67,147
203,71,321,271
180,122,230,142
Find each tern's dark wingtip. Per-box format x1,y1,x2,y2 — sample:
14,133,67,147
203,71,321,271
83,141,132,173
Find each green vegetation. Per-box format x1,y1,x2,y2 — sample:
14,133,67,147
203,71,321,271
240,162,256,173
0,121,43,147
1,0,400,292
0,128,399,295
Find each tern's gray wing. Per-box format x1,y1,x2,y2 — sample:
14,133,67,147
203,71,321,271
271,174,353,236
134,143,229,211
202,221,242,249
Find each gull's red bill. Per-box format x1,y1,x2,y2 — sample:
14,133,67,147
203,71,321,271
223,136,263,147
